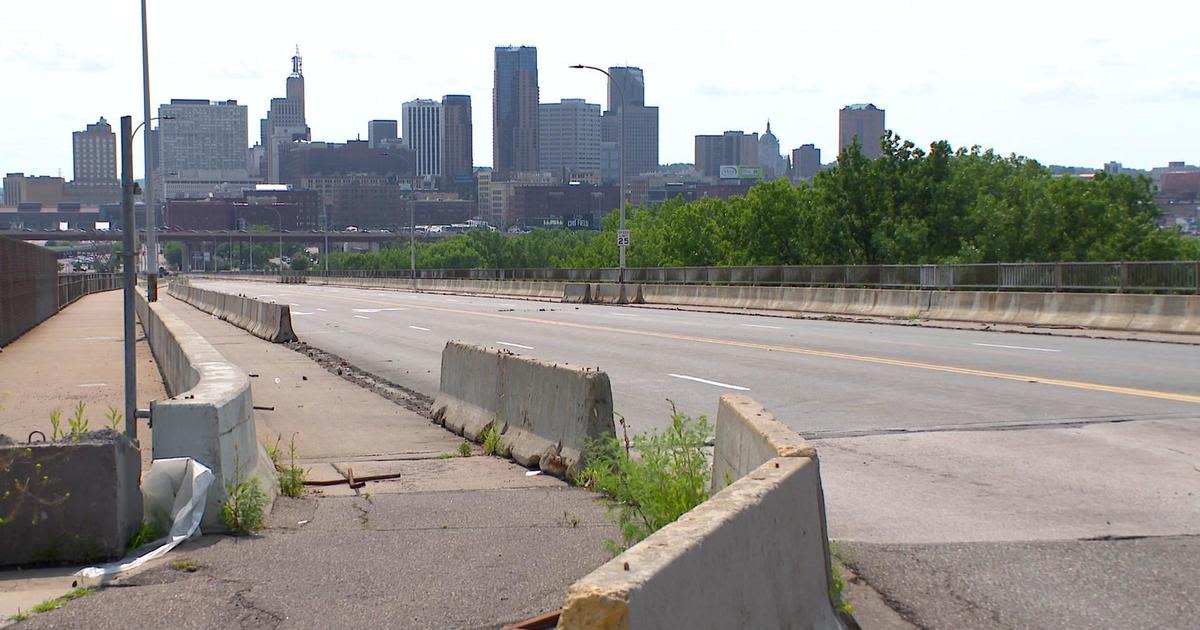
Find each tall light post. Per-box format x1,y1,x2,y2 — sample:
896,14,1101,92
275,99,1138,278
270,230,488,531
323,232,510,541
410,197,416,289
141,0,158,300
570,64,627,283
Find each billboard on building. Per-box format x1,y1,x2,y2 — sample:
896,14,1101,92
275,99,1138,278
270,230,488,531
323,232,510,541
719,165,763,180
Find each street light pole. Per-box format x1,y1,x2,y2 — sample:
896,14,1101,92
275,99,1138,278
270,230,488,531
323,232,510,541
570,64,626,283
272,208,283,272
410,198,416,289
119,116,138,438
140,0,158,301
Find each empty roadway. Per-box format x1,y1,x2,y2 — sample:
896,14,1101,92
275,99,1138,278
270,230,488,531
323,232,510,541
192,278,1198,437
187,278,1200,628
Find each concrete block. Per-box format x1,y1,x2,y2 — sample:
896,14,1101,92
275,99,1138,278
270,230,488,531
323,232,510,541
712,394,816,494
563,283,592,304
0,434,142,567
591,283,643,305
167,282,296,343
558,457,843,630
430,341,616,480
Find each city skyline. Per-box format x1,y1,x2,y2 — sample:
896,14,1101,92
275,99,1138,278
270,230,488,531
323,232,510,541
3,0,1199,180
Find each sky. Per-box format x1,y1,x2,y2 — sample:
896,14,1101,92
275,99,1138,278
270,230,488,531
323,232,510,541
2,0,1198,181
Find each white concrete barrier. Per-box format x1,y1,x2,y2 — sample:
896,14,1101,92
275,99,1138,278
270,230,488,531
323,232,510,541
135,287,277,531
168,282,297,343
430,341,616,479
557,394,843,629
591,283,643,305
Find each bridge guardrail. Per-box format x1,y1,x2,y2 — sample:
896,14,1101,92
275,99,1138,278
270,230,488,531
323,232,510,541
193,261,1200,294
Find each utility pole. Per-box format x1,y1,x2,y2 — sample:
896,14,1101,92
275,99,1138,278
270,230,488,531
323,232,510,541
570,64,627,283
119,116,138,439
141,0,158,301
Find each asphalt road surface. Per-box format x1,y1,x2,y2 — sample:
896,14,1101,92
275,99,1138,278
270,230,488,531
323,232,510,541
189,279,1200,629
193,278,1198,437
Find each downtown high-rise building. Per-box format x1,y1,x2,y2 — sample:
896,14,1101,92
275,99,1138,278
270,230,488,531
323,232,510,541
439,95,474,196
792,144,821,181
838,103,885,160
66,117,120,203
403,99,442,183
539,99,601,183
157,99,252,200
260,48,310,183
72,118,117,183
493,46,539,177
694,131,758,179
600,66,659,183
368,120,398,149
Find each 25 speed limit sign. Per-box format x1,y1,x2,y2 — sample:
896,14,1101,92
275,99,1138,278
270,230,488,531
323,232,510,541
617,229,631,247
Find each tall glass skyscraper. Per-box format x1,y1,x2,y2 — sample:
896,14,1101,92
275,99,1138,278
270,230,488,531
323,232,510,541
493,46,539,177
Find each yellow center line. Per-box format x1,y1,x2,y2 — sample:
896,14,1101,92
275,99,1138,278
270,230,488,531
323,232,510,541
230,282,1200,405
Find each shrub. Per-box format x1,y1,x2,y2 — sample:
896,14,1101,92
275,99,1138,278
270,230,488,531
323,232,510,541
276,434,306,498
579,411,712,554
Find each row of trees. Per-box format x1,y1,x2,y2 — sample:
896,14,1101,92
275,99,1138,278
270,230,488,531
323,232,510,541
325,133,1198,271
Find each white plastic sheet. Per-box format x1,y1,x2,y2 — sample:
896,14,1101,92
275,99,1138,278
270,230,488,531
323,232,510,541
74,458,214,587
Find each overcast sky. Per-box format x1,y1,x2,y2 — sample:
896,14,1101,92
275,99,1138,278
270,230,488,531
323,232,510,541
3,0,1197,180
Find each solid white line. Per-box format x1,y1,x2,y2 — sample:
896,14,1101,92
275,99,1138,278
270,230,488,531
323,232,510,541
77,383,109,388
668,373,750,391
354,315,370,320
409,326,431,331
496,341,534,350
292,311,314,316
972,342,1061,353
741,323,782,329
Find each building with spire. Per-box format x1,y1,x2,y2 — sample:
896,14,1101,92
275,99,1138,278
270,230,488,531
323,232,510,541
260,47,311,183
757,121,788,180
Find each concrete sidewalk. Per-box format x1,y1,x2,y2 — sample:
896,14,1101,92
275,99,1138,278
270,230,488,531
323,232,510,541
12,292,617,629
0,290,163,621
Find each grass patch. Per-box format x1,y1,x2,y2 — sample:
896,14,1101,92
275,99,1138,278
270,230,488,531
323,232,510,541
16,587,98,618
457,441,472,457
170,558,199,573
579,409,712,555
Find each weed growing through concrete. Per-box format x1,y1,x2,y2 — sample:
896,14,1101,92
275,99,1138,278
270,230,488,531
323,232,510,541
580,407,712,554
221,447,267,535
127,520,160,551
457,441,472,457
828,562,853,616
481,423,502,456
66,402,89,441
438,452,452,459
104,406,122,432
11,586,98,620
276,434,306,498
49,409,64,440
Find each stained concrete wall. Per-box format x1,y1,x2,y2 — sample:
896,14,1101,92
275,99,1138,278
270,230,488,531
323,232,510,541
135,287,276,531
0,435,142,567
430,341,616,479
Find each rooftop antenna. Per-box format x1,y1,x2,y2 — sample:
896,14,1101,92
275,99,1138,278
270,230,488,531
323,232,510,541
291,45,302,77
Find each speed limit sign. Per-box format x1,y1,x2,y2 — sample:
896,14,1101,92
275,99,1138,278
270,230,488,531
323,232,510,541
617,229,631,247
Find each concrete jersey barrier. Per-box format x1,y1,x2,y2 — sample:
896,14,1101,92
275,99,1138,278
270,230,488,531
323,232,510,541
135,287,277,531
430,341,616,479
558,394,843,629
168,281,297,343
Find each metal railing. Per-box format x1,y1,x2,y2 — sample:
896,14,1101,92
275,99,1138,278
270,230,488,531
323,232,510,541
195,261,1200,294
58,273,123,308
